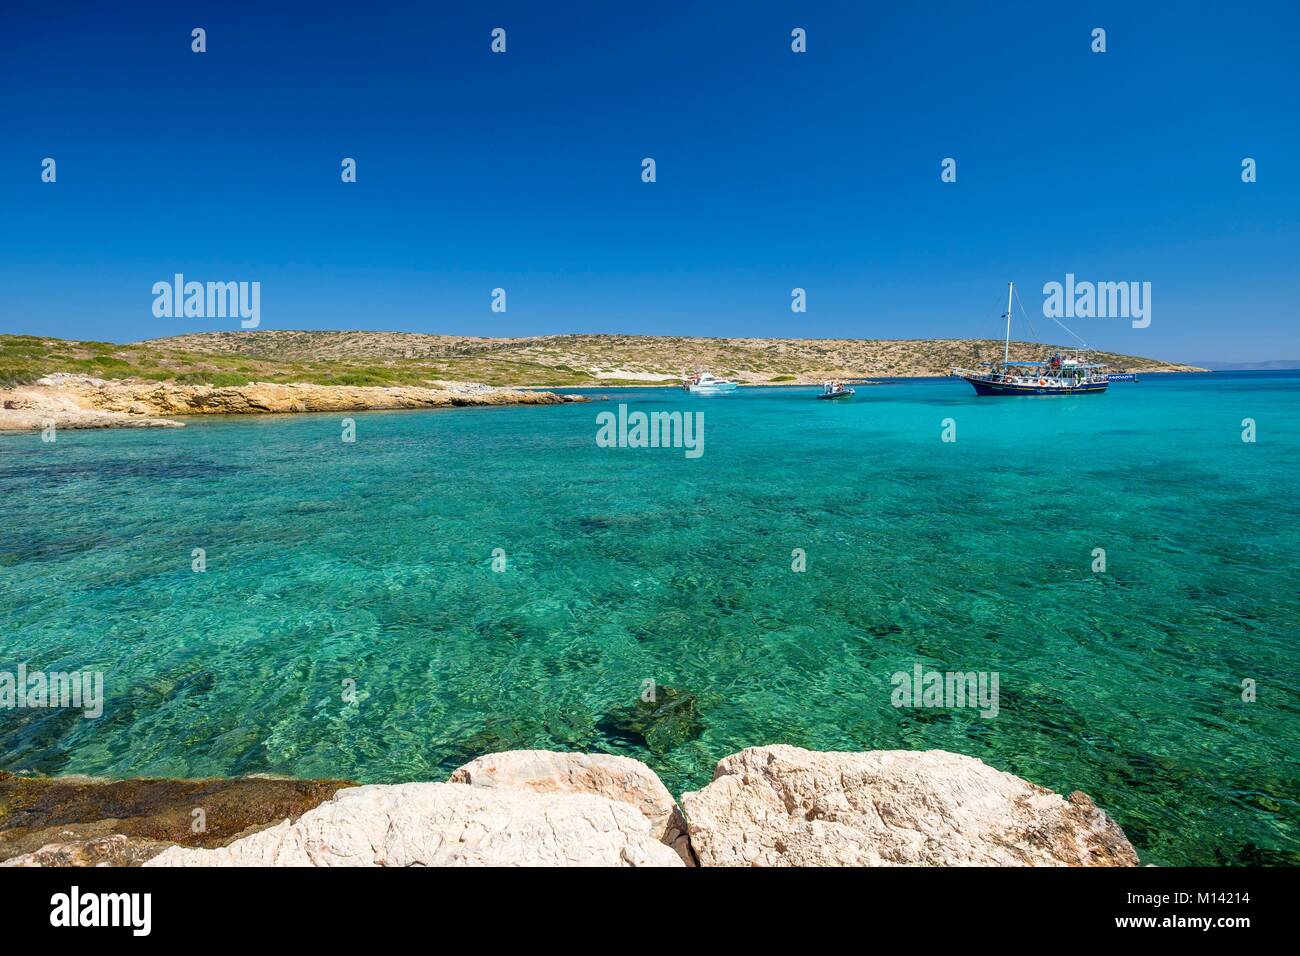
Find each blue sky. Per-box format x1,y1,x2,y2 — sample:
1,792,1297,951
1,1,1296,362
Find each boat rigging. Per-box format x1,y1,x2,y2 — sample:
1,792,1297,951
951,282,1112,396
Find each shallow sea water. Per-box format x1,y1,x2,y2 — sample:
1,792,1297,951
1,372,1297,865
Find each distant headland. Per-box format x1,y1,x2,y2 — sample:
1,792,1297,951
3,331,1205,389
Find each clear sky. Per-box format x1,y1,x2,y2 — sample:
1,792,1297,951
2,1,1296,362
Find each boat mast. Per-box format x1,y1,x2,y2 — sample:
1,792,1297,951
1003,281,1014,365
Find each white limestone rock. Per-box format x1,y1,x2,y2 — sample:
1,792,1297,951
681,745,1139,867
450,750,693,864
145,782,684,867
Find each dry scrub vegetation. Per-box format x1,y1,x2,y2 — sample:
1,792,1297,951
1,331,1204,389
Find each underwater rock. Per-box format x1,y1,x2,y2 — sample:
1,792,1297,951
597,686,705,754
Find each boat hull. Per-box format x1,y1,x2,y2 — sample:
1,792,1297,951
962,377,1108,396
816,390,854,400
688,383,738,393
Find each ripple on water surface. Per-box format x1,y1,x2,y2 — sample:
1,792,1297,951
1,374,1298,865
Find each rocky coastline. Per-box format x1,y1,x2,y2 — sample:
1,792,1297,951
0,374,585,432
1,746,1139,867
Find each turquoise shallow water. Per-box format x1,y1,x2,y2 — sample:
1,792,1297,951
2,372,1297,865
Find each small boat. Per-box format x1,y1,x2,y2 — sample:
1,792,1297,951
951,282,1110,396
816,381,855,400
684,372,738,394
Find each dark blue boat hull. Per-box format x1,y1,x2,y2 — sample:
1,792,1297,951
963,377,1109,396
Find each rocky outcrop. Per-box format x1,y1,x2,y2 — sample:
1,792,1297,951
145,783,685,867
1,834,173,867
680,746,1139,867
2,749,1140,867
0,382,183,430
0,375,584,431
450,750,693,864
0,772,351,864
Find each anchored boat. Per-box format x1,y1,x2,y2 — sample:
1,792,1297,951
952,282,1111,396
684,372,739,394
816,381,855,400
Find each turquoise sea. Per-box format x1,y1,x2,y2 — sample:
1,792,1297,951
2,372,1297,865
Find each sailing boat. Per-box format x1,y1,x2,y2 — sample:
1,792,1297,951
951,282,1110,395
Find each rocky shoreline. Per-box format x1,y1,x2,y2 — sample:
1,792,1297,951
0,374,586,431
0,746,1139,867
